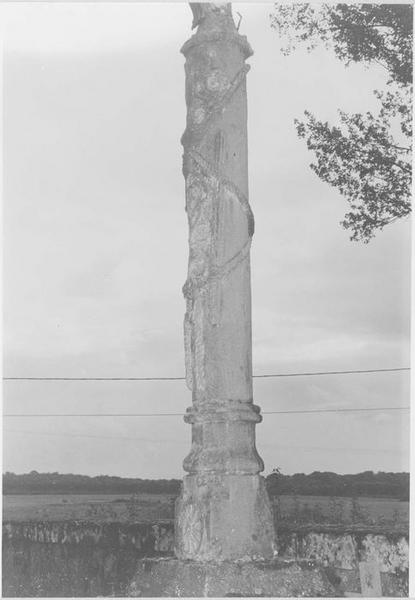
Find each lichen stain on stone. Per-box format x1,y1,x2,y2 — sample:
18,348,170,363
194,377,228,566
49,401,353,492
193,107,206,124
361,534,409,572
3,520,175,554
276,530,409,575
207,70,229,92
299,532,358,570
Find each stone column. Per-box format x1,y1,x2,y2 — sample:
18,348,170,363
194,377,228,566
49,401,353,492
175,2,276,562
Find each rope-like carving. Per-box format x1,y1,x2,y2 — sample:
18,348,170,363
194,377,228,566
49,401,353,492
181,64,251,150
185,148,255,237
182,42,253,394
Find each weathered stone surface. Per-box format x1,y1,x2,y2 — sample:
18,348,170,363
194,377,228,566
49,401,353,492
2,520,409,596
176,1,275,562
297,532,359,569
3,537,139,597
359,560,382,597
276,527,409,573
127,558,339,597
175,474,275,561
4,520,409,572
3,520,174,553
180,3,256,434
360,533,409,573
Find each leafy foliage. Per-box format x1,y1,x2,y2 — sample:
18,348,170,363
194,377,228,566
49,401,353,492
271,4,412,84
270,3,412,242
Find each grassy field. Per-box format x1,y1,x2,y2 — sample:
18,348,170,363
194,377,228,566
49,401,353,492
3,492,409,531
272,494,409,529
2,493,176,523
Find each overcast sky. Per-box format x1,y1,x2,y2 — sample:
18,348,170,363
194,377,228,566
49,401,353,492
2,2,411,478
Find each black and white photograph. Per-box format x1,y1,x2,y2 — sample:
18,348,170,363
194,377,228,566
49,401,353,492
1,1,412,597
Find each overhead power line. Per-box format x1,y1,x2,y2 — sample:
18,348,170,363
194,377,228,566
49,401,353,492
263,406,409,415
254,367,410,378
3,406,410,418
3,429,187,444
3,429,401,454
2,366,410,381
3,376,185,382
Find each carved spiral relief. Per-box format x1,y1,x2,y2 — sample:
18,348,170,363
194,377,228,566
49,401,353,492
182,24,254,397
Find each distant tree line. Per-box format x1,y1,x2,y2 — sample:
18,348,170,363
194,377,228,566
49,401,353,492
3,470,409,500
265,470,409,500
2,471,181,495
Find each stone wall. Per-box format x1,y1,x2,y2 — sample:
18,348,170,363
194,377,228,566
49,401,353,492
2,520,409,597
3,521,173,597
277,525,409,597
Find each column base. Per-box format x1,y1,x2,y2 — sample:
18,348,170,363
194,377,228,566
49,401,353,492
127,558,340,597
174,473,276,561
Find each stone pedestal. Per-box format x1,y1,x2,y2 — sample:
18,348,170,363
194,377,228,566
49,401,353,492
175,3,276,562
175,474,274,561
127,558,339,597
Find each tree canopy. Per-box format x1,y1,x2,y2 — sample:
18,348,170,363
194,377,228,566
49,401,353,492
270,4,412,242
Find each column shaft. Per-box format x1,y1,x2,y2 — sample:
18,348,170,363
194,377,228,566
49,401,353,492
175,3,276,562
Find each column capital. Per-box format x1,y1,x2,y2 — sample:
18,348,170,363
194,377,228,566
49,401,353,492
182,4,253,59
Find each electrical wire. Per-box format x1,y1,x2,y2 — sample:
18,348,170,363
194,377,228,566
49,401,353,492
3,366,410,381
3,428,402,454
3,406,410,418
